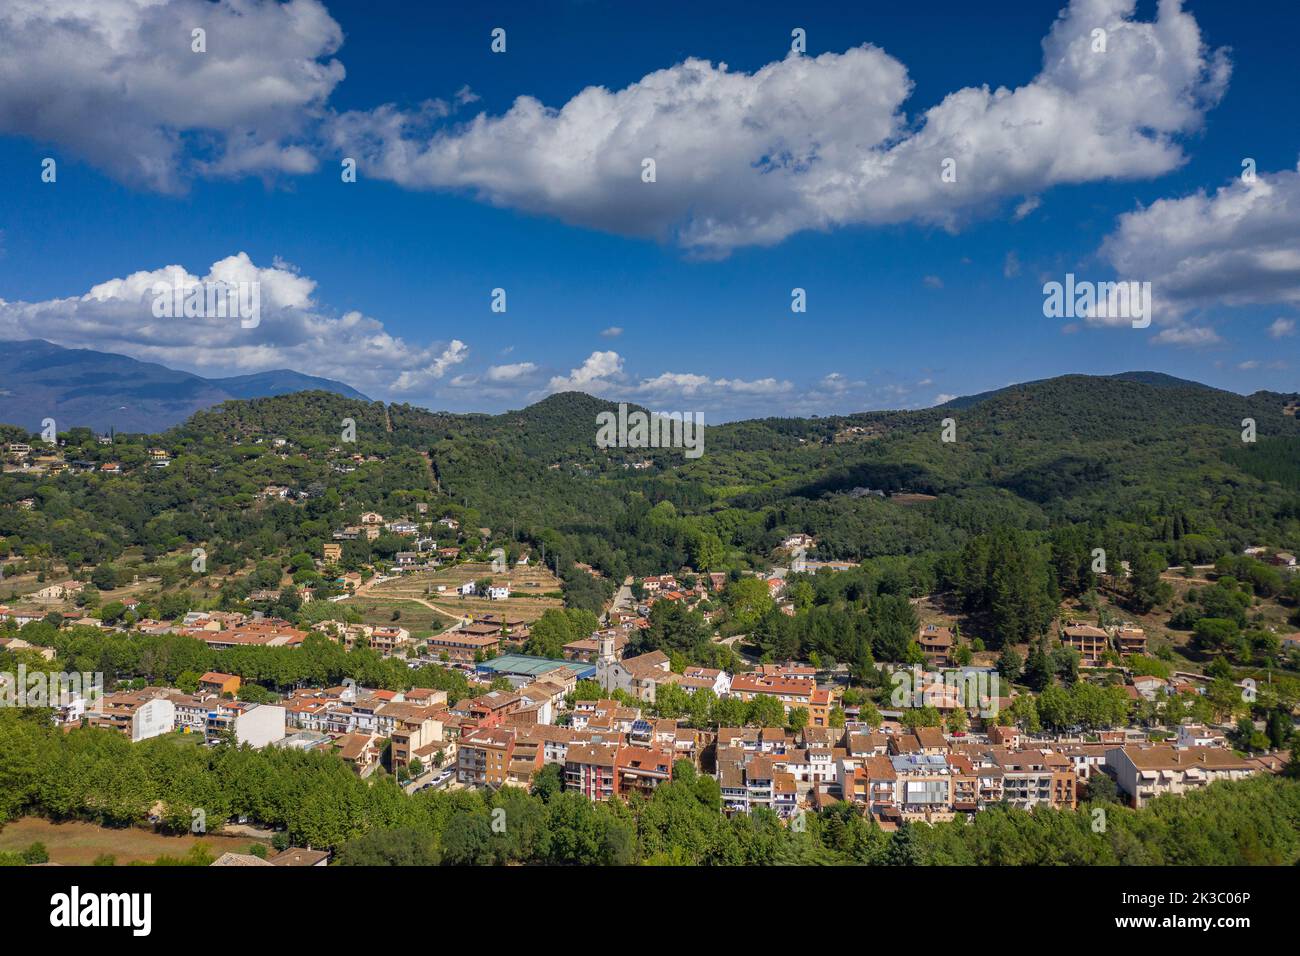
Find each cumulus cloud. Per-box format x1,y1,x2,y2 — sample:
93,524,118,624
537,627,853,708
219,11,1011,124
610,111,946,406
1102,163,1300,319
0,252,467,397
0,0,346,191
485,361,538,382
2,1,1230,254
547,351,625,392
1150,325,1221,347
542,351,793,415
330,0,1228,255
1268,318,1296,338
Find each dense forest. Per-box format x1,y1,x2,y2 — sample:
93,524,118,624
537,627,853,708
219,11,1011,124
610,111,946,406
4,374,1297,586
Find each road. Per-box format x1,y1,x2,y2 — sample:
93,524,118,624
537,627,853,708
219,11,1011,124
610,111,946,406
604,576,635,622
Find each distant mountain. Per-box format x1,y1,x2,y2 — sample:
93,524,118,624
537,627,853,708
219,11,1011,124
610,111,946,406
208,370,370,402
0,339,369,433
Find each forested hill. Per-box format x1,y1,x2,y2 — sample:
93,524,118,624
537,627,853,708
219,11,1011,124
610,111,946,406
2,372,1297,587
937,370,1231,411
163,372,1300,574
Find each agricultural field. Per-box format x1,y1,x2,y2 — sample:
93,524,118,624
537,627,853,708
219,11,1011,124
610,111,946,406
0,816,269,866
366,561,564,623
338,596,450,637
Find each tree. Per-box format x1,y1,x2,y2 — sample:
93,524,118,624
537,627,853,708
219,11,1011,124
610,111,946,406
440,813,501,866
530,763,563,802
1128,550,1166,613
787,706,809,733
1037,683,1074,731
1007,694,1041,733
526,608,575,658
1022,641,1053,692
746,694,786,728
997,646,1023,682
1085,773,1119,804
725,578,775,632
91,564,117,591
856,700,882,729
338,827,439,866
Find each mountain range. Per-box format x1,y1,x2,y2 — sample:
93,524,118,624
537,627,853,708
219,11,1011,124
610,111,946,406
0,339,370,432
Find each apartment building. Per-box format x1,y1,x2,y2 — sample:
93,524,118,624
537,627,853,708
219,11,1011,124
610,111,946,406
1105,745,1257,808
916,624,955,665
1060,622,1110,667
994,749,1077,810
1114,624,1147,656
890,753,956,823
717,747,798,819
381,703,444,769
427,629,500,663
89,689,176,742
565,743,620,801
729,673,817,715
457,727,516,787
206,702,286,748
615,746,674,799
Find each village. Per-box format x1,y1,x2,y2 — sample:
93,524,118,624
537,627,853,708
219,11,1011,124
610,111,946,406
3,510,1296,863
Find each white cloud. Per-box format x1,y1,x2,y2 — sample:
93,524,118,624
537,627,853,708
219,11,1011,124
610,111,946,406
1151,326,1221,347
1013,197,1042,221
393,340,468,391
330,0,1228,255
0,252,466,398
485,361,538,382
0,0,346,191
547,350,625,392
540,350,796,416
923,275,944,289
1269,317,1296,338
3,1,1230,255
600,326,624,338
1003,251,1022,279
1102,163,1300,319
933,393,958,405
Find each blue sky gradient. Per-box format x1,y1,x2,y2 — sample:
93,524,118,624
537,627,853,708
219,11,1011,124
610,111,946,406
0,0,1296,420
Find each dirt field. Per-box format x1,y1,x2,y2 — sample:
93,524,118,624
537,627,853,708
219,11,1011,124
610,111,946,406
367,562,564,623
340,596,450,636
0,817,269,865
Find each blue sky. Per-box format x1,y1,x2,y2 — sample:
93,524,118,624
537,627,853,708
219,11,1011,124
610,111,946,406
0,0,1297,420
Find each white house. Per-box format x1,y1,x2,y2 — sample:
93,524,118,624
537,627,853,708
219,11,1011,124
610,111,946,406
132,697,176,743
488,585,511,601
235,704,287,749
